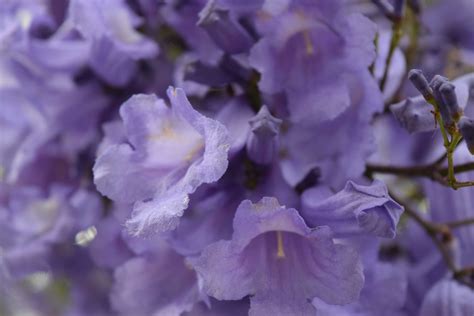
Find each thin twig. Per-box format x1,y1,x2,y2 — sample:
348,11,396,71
453,181,474,189
451,162,474,175
365,161,474,186
445,218,474,229
433,152,448,166
366,164,434,177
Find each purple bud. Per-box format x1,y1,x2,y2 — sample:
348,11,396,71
197,0,253,54
440,83,463,121
430,75,452,125
408,69,432,98
458,116,474,154
429,75,449,93
246,106,282,165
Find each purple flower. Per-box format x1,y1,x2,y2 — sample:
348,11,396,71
0,184,101,278
0,83,107,186
3,0,474,314
161,0,223,65
190,197,364,315
214,97,254,156
301,180,404,239
313,261,407,316
69,0,158,86
249,1,378,124
390,96,437,133
279,69,383,188
167,182,244,256
88,214,134,269
419,279,474,316
0,3,108,185
422,147,474,266
459,116,474,154
197,0,254,54
423,0,474,51
94,87,230,235
110,242,204,316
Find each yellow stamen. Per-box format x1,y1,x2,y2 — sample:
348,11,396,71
276,231,285,259
184,142,204,162
303,31,314,55
148,122,177,141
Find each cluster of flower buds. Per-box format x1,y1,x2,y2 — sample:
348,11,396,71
408,69,474,154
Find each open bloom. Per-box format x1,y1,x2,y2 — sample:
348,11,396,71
94,87,230,235
190,197,364,316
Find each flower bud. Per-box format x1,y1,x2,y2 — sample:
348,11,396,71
440,82,463,121
198,0,253,54
246,106,282,165
430,75,452,125
408,69,432,99
458,116,474,154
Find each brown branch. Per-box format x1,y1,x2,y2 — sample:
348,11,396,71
445,217,474,229
365,162,474,188
453,162,474,174
366,164,434,177
452,181,474,189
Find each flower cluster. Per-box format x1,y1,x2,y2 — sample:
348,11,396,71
1,0,474,315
